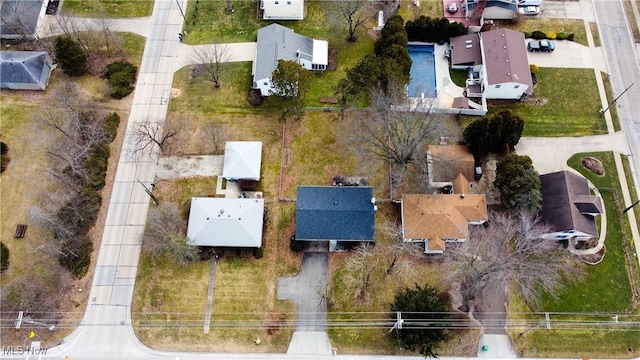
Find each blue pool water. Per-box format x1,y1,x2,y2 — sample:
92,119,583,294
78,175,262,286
408,44,437,98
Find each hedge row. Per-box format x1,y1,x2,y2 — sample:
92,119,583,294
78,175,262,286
57,113,120,278
526,30,575,41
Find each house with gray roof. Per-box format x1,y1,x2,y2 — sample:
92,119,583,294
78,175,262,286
1,0,46,40
260,0,304,20
464,0,518,22
539,171,603,242
450,28,533,100
1,51,53,91
295,186,376,251
187,197,264,248
252,23,328,96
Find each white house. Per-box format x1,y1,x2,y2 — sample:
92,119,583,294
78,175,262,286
187,197,264,248
450,28,533,100
252,24,328,97
260,0,304,20
222,141,262,182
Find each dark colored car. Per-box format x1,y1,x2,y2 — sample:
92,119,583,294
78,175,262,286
527,40,555,52
474,158,483,180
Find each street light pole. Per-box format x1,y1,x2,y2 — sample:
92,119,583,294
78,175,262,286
623,199,640,213
600,82,634,114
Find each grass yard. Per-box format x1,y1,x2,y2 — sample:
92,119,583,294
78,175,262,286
327,204,480,356
398,0,444,21
621,155,640,239
62,0,153,17
488,68,607,137
589,22,601,47
131,178,299,352
500,18,589,46
510,151,640,358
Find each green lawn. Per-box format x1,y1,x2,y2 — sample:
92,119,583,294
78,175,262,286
510,151,640,358
488,68,607,137
63,0,153,17
501,18,589,46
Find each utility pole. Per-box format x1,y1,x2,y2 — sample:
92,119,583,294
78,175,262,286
137,179,160,205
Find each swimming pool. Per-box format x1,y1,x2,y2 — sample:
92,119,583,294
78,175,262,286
407,44,437,98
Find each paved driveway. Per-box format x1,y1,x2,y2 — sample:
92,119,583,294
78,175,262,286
515,132,630,174
277,252,332,355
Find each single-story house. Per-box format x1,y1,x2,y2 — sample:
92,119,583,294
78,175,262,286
260,0,304,20
0,51,53,91
427,145,475,186
295,186,376,251
464,0,518,22
539,171,603,241
187,197,265,248
252,23,328,96
450,28,533,100
1,0,46,40
222,141,262,182
401,178,488,254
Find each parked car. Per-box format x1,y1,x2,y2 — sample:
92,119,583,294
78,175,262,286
518,5,540,15
474,158,483,180
527,40,555,52
447,2,458,13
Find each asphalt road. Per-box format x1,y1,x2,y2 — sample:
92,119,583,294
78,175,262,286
593,0,640,191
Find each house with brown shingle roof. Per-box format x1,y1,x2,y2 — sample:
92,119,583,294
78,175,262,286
427,145,475,187
449,28,533,100
401,176,488,254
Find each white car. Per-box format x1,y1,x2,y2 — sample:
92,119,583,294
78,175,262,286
518,5,541,15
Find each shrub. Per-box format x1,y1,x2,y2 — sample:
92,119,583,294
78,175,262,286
0,142,8,155
531,30,547,39
546,31,557,40
83,145,110,191
59,235,93,279
290,236,305,252
253,247,264,259
556,32,568,40
54,36,87,76
524,32,532,38
567,33,575,41
105,61,137,99
529,64,539,75
56,191,102,237
0,154,9,173
1,242,9,273
104,112,120,142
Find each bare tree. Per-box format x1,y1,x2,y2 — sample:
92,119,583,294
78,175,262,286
330,0,374,42
345,243,378,303
443,210,585,307
352,88,451,196
130,119,182,157
143,202,198,264
192,44,231,88
34,83,109,187
203,120,228,155
379,222,422,278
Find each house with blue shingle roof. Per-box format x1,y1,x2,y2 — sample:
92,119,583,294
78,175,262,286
295,186,376,252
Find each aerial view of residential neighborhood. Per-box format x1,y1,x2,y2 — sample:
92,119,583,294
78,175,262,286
2,0,640,359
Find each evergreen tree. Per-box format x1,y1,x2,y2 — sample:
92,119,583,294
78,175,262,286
390,284,451,358
54,36,87,76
